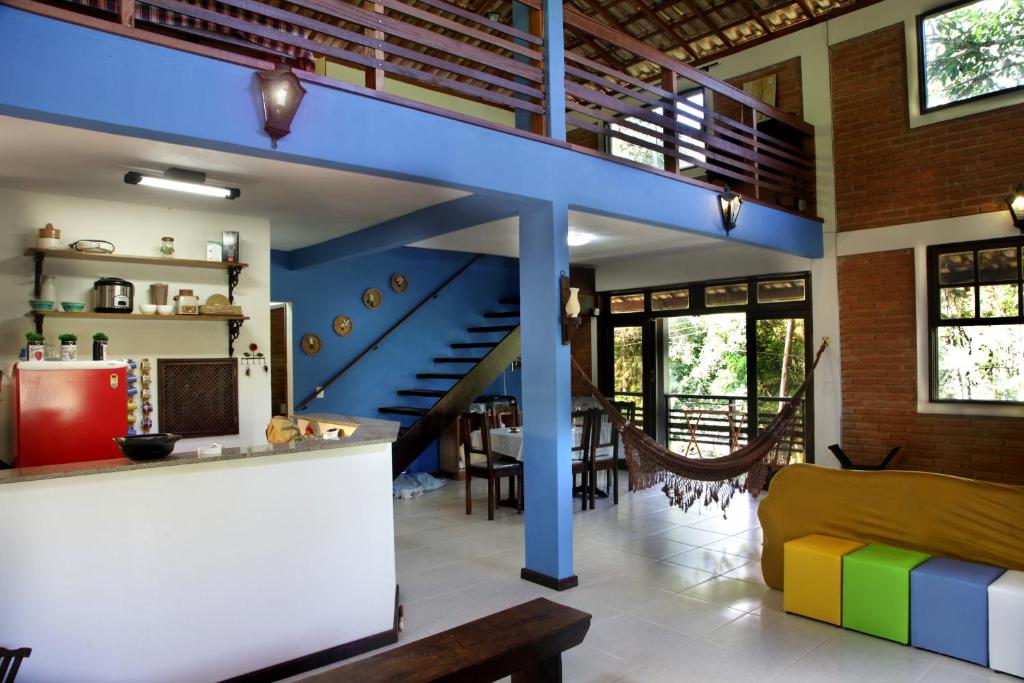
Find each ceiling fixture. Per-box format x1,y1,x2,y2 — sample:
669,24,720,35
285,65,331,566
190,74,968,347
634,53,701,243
568,231,594,247
1007,185,1024,231
256,65,307,149
719,186,742,233
124,168,240,199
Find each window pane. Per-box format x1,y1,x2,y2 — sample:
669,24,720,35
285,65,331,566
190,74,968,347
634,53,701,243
651,289,689,311
940,286,975,319
706,283,748,307
978,247,1018,282
610,293,644,314
677,90,707,169
935,324,1024,401
980,284,1019,317
920,0,1024,110
938,251,975,284
757,278,806,303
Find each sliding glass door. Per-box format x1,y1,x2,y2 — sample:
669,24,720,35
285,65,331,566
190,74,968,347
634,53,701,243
755,316,809,463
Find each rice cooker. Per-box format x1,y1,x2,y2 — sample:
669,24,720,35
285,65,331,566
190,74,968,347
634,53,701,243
94,277,135,313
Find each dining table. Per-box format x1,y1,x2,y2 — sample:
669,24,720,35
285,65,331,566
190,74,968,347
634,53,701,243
468,424,614,463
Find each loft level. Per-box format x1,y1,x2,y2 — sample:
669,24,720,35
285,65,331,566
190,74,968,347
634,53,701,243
1,0,818,216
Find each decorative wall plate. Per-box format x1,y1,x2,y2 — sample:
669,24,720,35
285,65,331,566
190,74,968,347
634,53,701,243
390,273,408,293
333,314,353,336
363,288,382,310
301,333,322,355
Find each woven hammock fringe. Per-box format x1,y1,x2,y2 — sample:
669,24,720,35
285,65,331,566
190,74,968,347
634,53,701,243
572,341,828,514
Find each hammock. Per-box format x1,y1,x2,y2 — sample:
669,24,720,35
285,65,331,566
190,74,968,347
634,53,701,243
571,340,829,512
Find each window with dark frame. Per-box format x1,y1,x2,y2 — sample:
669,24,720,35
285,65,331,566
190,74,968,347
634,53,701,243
917,0,1024,113
608,89,707,170
928,236,1024,403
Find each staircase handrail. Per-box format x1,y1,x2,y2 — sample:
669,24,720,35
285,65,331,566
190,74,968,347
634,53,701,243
296,254,482,410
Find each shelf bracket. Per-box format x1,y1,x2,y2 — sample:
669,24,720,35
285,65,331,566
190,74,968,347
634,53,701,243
227,319,244,356
33,252,45,299
33,313,44,335
227,266,242,304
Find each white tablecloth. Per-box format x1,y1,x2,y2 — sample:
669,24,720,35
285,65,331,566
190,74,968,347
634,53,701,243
468,425,614,464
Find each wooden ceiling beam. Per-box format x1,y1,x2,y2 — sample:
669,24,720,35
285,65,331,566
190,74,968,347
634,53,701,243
675,0,730,46
735,0,772,34
630,0,699,60
574,0,635,37
567,26,632,71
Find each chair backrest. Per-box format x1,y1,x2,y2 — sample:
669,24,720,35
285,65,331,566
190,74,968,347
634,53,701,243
610,400,637,423
571,409,599,462
460,412,496,471
0,648,31,683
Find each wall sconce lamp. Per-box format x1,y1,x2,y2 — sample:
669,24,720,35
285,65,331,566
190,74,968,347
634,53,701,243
256,65,307,148
719,186,742,233
1007,186,1024,231
561,274,582,345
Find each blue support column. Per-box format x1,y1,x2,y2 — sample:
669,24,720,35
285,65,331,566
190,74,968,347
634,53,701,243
542,0,566,140
518,201,576,589
511,1,533,132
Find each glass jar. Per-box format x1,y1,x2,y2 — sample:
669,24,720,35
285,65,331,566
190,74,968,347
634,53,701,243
160,236,175,257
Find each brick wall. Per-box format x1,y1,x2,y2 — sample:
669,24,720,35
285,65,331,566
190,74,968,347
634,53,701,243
838,249,1024,484
831,24,1024,232
716,56,804,122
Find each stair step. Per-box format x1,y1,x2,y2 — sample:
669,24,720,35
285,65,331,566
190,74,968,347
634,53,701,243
468,325,516,333
434,357,484,363
379,406,429,417
397,389,447,397
483,311,520,318
451,342,498,349
416,372,465,380
499,297,520,305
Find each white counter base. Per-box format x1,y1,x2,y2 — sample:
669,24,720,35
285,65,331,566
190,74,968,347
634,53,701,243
0,442,396,682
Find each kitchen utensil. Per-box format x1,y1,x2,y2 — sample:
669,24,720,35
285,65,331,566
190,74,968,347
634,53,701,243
156,304,174,315
150,283,169,305
29,299,54,311
222,231,239,263
199,293,242,316
70,240,115,254
197,443,222,457
174,289,199,315
140,304,157,314
61,301,86,312
40,275,57,303
94,277,134,313
160,236,175,257
37,237,60,250
113,433,181,460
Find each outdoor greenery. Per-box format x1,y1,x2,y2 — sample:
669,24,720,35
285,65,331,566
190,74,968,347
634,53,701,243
665,313,746,396
936,324,1024,401
922,0,1024,108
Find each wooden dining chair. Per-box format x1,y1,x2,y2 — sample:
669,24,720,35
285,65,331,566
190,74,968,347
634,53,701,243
460,412,523,520
590,409,620,506
571,409,598,511
0,647,31,683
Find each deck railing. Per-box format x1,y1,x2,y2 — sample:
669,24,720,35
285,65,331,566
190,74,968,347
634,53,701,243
665,393,806,461
6,0,816,214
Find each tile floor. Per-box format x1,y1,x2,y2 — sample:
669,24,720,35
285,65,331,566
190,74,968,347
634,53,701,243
300,476,1016,682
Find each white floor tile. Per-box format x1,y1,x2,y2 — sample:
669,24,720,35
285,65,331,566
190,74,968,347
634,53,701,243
663,547,751,574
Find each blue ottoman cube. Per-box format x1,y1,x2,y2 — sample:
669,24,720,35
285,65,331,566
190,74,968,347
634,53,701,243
910,557,1005,666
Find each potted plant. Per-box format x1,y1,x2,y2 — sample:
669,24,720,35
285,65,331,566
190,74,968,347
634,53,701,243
26,332,45,361
58,333,78,361
92,332,109,361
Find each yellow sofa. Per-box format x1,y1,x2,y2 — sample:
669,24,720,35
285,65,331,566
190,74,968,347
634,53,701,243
757,463,1024,590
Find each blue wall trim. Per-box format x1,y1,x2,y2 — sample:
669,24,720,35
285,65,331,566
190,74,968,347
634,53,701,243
0,6,823,259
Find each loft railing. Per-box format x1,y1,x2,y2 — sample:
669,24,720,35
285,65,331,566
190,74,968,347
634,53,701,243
5,0,816,214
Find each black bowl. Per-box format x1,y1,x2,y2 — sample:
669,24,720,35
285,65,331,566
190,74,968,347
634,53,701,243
113,433,182,460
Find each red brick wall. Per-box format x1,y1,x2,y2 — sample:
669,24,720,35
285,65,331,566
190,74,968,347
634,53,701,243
830,24,1024,232
838,249,1024,484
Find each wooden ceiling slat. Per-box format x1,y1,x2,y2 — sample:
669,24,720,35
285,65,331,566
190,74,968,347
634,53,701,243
630,0,699,60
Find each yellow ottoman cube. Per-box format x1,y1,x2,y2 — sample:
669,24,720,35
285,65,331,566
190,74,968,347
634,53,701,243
784,534,865,625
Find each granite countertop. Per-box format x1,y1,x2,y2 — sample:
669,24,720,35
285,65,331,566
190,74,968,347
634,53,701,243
0,414,401,486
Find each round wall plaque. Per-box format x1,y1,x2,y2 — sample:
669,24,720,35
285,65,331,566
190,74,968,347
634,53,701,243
301,333,322,355
333,315,353,336
363,287,382,310
390,273,408,293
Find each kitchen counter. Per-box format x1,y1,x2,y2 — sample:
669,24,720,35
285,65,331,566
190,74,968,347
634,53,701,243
0,413,400,485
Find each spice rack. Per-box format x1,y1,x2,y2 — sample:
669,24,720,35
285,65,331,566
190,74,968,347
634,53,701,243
26,248,250,356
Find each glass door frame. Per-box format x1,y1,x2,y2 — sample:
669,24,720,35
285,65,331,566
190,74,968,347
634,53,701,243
598,272,814,461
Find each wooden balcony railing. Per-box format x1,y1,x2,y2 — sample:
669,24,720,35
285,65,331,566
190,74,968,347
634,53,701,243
6,0,816,214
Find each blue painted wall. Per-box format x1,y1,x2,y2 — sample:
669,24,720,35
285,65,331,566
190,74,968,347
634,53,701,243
272,246,521,473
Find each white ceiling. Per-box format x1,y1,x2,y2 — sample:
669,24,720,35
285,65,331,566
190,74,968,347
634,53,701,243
411,210,724,264
0,115,467,250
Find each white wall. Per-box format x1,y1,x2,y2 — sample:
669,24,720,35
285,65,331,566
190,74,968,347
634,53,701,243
0,188,272,460
593,0,1019,466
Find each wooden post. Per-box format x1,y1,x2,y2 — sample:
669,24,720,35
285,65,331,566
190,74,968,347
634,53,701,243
529,5,547,136
661,68,678,174
365,0,385,91
118,0,134,26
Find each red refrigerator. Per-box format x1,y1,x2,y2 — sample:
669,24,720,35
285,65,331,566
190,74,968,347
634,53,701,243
13,360,128,468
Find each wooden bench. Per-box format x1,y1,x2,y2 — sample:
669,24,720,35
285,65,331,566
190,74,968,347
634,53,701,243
304,598,591,682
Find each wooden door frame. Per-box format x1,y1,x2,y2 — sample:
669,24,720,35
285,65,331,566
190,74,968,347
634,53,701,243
270,302,294,417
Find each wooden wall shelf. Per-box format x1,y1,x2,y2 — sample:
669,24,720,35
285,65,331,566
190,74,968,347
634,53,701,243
25,248,248,270
28,311,248,322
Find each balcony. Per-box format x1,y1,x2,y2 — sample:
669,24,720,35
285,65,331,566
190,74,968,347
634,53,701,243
3,0,818,217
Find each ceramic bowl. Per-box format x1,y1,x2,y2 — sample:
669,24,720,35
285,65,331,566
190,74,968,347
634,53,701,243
61,301,86,312
156,304,175,315
139,304,158,314
29,299,54,311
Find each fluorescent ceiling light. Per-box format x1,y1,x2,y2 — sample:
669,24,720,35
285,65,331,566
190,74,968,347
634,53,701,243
568,231,593,247
124,169,240,200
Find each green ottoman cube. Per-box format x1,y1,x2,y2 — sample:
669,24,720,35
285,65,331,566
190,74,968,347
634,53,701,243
842,543,931,643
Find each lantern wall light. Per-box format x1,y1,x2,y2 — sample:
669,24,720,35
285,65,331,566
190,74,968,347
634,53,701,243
1007,185,1024,232
719,186,742,233
256,65,307,148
